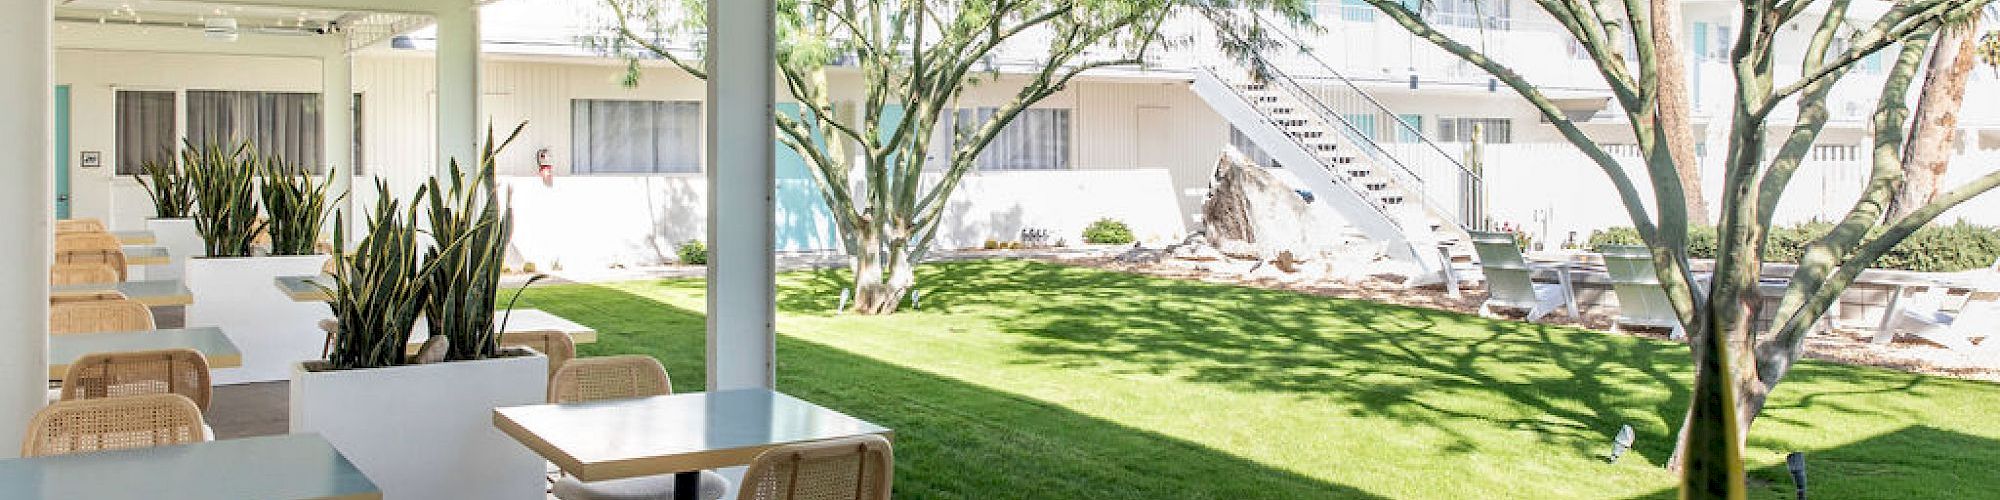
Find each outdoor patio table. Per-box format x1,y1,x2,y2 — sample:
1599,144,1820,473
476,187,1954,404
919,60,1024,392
122,245,170,266
493,388,893,500
0,433,380,500
111,230,155,245
51,279,193,307
48,327,241,379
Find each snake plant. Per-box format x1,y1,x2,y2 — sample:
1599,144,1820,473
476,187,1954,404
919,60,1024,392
259,156,338,256
134,153,194,219
319,179,435,370
182,140,264,258
424,122,533,360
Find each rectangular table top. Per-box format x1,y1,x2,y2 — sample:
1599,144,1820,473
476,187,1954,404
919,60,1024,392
494,388,892,482
49,327,241,379
0,433,380,500
121,245,170,266
51,279,193,307
275,275,331,302
403,309,600,348
111,230,155,245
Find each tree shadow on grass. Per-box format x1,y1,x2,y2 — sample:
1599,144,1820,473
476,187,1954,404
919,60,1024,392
519,281,1388,499
878,261,1971,471
1624,425,2000,500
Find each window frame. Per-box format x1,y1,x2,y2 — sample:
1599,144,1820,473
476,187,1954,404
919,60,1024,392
568,98,706,175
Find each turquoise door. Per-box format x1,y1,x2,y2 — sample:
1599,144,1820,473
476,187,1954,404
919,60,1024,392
54,85,71,219
773,104,841,252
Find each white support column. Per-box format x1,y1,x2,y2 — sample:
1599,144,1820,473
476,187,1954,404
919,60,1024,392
322,52,354,235
434,2,481,177
705,0,777,391
0,0,54,458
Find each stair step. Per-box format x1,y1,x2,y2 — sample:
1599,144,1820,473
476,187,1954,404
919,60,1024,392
1347,169,1372,178
1288,131,1325,139
1272,118,1309,127
1365,182,1390,191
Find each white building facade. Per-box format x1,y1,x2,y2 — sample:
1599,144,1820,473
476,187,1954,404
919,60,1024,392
53,0,2000,269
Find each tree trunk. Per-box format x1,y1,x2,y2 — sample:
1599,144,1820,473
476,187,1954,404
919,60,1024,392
1890,27,1979,219
1652,0,1710,224
849,244,913,315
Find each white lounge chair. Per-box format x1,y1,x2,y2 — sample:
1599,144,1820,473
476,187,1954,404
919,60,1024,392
1885,286,1999,351
1470,231,1576,322
1599,245,1687,339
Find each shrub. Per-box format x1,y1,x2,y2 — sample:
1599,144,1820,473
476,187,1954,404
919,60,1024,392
1082,218,1135,245
1584,221,2000,272
678,240,708,265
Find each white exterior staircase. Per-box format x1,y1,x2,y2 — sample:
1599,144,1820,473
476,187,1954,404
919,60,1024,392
1191,66,1481,280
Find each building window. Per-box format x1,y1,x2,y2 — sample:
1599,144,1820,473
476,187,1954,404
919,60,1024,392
955,107,1071,171
1229,126,1280,168
1438,117,1512,143
186,90,328,173
1394,114,1424,143
116,91,176,175
1341,113,1380,142
570,99,703,174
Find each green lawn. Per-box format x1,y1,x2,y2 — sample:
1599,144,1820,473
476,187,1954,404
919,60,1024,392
515,259,2000,499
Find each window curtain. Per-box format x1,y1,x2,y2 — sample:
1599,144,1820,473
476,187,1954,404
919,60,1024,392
955,107,1070,171
115,91,176,175
571,99,702,174
186,90,324,173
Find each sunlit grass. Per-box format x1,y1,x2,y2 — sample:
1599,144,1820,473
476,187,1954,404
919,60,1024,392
517,259,2000,499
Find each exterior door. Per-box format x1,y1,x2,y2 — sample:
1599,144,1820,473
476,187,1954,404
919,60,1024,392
1135,106,1173,170
54,85,71,219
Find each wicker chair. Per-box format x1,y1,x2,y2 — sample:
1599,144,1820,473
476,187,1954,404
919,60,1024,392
59,348,212,411
54,218,107,234
20,393,208,457
737,435,894,500
549,355,672,404
501,330,576,380
50,263,122,286
55,249,128,282
50,299,156,335
51,290,130,305
55,233,123,253
549,355,728,500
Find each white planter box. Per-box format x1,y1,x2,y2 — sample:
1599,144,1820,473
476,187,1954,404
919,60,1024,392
144,218,202,281
185,255,331,384
291,351,548,500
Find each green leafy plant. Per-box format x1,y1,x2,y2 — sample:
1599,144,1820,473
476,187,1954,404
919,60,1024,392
133,154,194,219
319,179,435,370
424,122,533,361
1082,218,1136,245
677,240,707,265
259,157,338,256
183,140,265,258
1590,222,1999,272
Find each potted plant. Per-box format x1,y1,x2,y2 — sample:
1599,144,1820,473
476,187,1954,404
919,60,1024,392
134,150,199,280
181,141,334,384
292,124,546,500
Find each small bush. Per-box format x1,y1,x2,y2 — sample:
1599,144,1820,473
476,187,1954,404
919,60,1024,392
677,240,708,265
983,239,1001,250
1082,218,1135,245
1584,221,2000,272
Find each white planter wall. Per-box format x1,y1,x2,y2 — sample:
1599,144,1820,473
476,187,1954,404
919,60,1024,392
291,353,548,500
144,218,201,281
185,255,330,384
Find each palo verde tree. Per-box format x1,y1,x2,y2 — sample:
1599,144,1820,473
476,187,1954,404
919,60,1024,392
604,0,1312,314
1355,0,2000,497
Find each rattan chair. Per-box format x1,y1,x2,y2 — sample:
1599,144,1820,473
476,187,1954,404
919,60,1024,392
502,330,576,380
549,355,672,404
50,299,156,335
549,355,728,500
55,232,123,253
60,348,212,411
50,263,122,286
54,218,106,234
20,393,208,457
56,249,128,282
50,290,130,305
737,435,894,500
